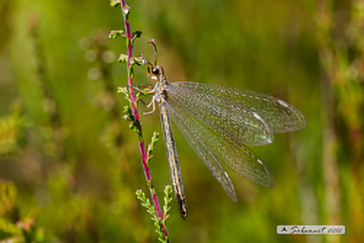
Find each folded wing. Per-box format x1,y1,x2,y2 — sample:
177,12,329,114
167,82,306,139
165,97,275,197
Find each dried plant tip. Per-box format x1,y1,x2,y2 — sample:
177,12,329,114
134,30,142,38
131,30,142,43
146,39,156,45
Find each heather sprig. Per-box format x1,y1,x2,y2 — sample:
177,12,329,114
110,1,170,241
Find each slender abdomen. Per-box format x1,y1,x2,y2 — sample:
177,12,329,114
159,101,188,220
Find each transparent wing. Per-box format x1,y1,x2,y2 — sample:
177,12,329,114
165,97,275,196
165,83,273,146
166,82,307,142
164,102,238,201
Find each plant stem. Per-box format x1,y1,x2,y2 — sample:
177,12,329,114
119,0,167,239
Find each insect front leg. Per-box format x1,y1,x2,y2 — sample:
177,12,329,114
142,95,157,115
124,85,155,108
132,85,154,95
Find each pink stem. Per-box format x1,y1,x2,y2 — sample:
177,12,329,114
120,0,167,235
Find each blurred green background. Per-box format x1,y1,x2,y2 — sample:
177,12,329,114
0,0,363,242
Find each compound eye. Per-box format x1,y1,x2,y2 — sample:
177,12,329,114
152,67,160,75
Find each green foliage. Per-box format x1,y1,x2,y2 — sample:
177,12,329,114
0,181,45,242
108,30,125,39
0,217,22,239
162,185,173,220
147,132,159,167
117,54,128,63
118,87,143,138
110,0,120,8
136,185,172,243
122,105,141,137
0,181,19,240
0,108,25,156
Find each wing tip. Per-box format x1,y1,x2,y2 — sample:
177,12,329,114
290,114,308,132
265,179,275,189
265,170,275,189
253,172,275,189
293,108,308,131
256,168,275,189
299,115,308,130
230,193,238,202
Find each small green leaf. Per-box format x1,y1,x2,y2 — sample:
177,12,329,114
110,0,120,7
163,185,173,218
117,87,129,97
151,132,160,145
36,228,45,242
122,105,142,137
123,106,134,121
118,54,128,63
136,189,155,217
109,30,125,39
147,132,160,166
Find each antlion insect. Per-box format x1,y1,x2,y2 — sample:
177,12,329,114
137,39,306,220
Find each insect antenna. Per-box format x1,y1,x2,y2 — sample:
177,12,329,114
146,39,158,66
